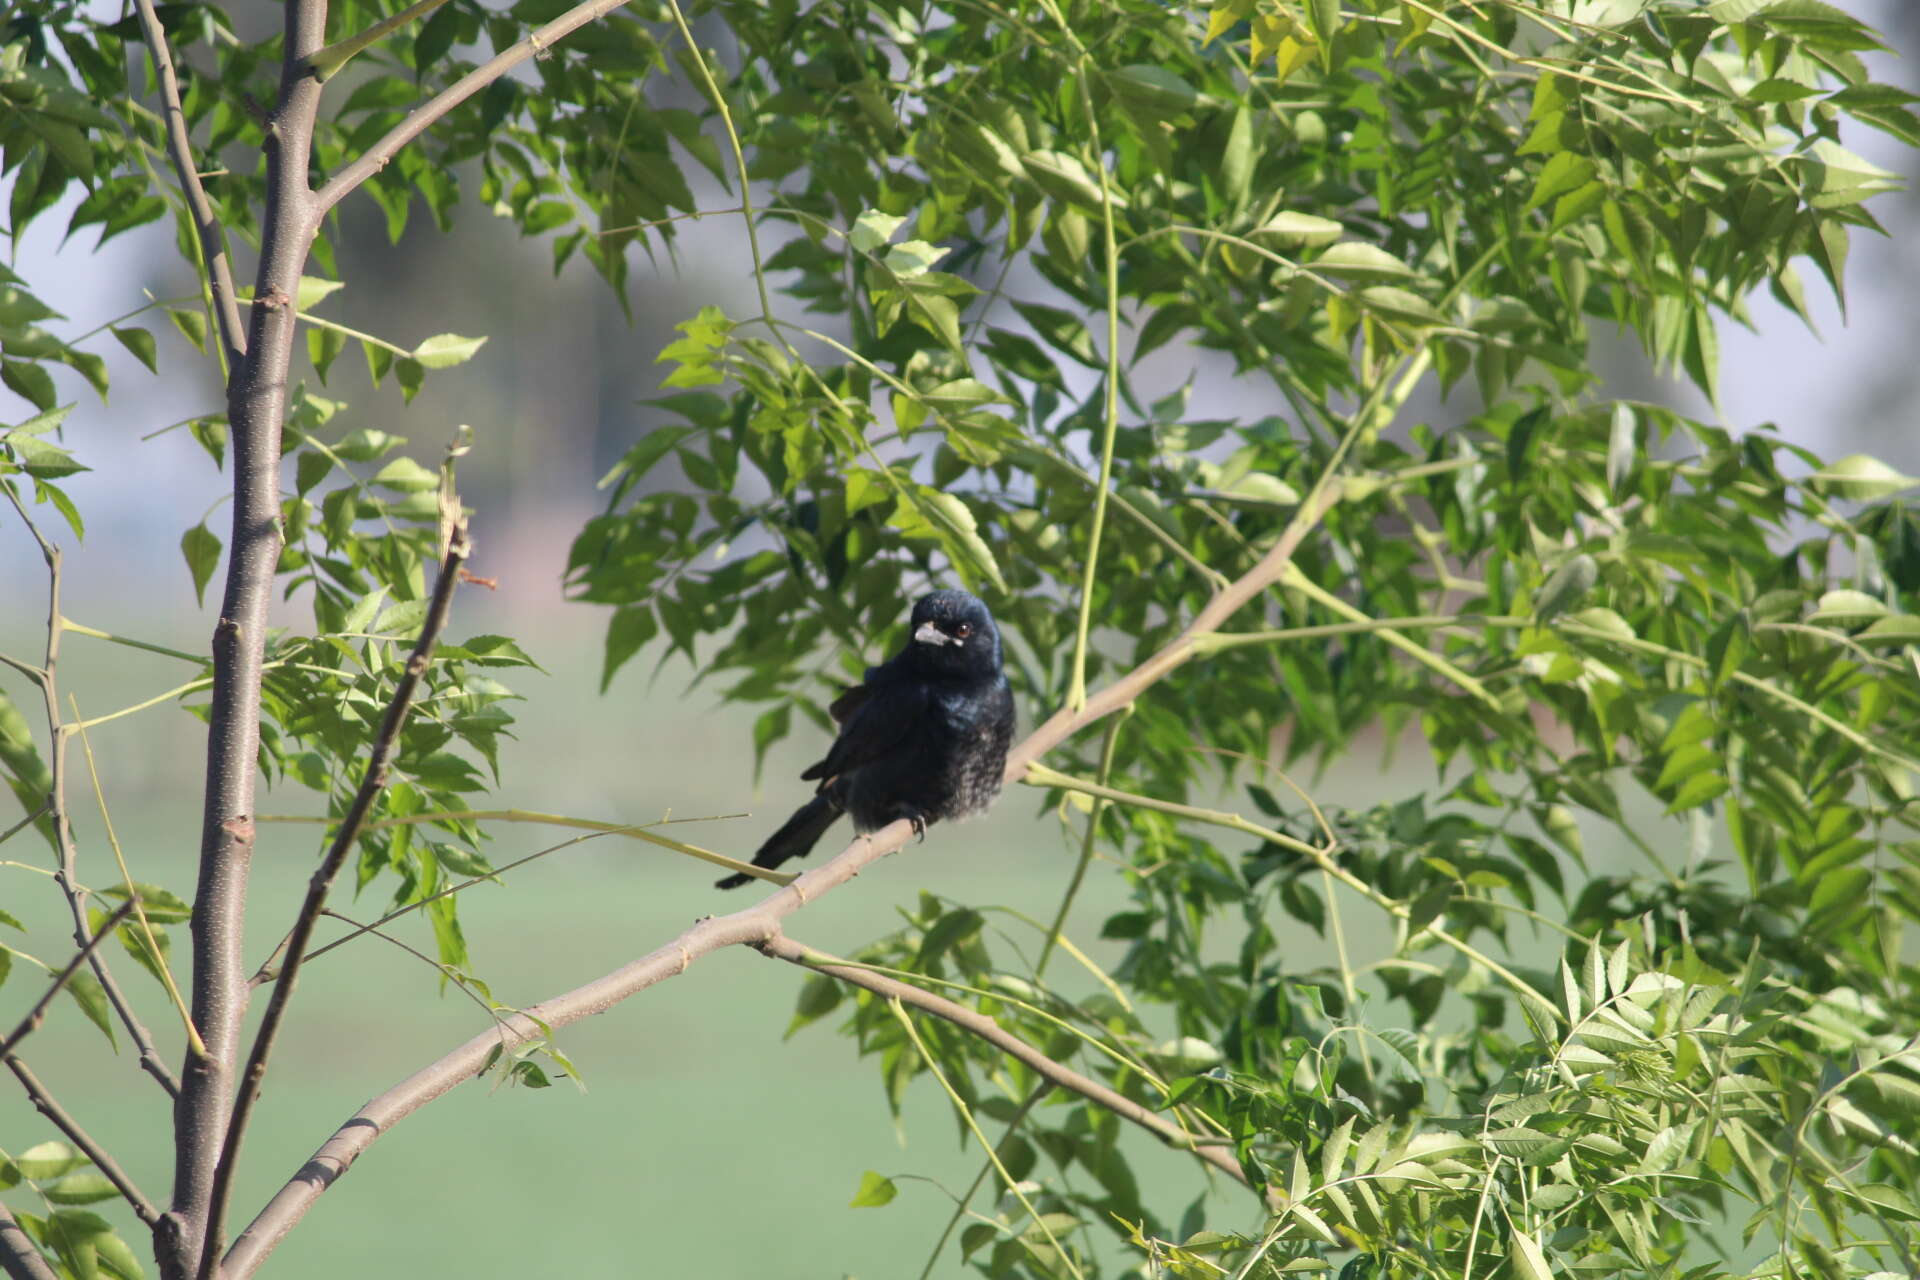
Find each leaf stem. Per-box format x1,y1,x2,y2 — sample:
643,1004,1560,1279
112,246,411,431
1036,709,1127,979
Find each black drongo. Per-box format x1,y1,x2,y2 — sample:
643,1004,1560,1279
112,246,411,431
716,589,1016,889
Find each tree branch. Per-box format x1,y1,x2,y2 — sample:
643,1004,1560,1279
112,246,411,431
166,0,331,1267
221,487,1339,1278
311,0,644,218
196,522,470,1280
0,900,135,1059
1,482,179,1099
2,1056,159,1227
0,1200,59,1280
759,933,1258,1194
132,0,247,368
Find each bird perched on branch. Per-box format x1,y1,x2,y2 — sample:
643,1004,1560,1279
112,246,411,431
716,589,1016,890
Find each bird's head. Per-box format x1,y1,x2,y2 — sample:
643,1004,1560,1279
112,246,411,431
906,589,1003,677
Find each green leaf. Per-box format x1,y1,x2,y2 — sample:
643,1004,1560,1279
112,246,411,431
1665,772,1728,815
44,1173,118,1206
1220,105,1254,209
371,457,440,492
395,357,425,402
848,1170,898,1208
6,1142,87,1181
1011,302,1100,368
1510,1228,1554,1280
1808,589,1887,622
295,449,333,495
1256,212,1343,248
296,276,344,310
911,489,1005,592
181,523,222,607
2,358,58,411
1021,149,1117,213
1606,402,1637,495
64,971,115,1046
334,428,405,463
411,333,488,369
1312,242,1414,280
751,703,789,777
599,605,657,691
883,240,949,277
92,1228,144,1280
103,883,192,924
1808,454,1920,500
168,307,208,354
849,209,907,254
1108,64,1198,118
1801,139,1903,210
1534,554,1598,623
0,286,60,327
1705,610,1750,688
1527,152,1597,212
114,920,172,989
109,327,158,374
308,325,347,382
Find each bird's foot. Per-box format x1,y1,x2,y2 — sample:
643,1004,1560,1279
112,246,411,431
908,814,928,843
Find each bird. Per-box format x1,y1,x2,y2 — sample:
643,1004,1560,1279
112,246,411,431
716,589,1017,889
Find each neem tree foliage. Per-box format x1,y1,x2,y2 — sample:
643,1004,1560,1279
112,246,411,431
3,0,1919,1277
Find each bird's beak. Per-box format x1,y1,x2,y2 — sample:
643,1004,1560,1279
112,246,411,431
914,621,954,647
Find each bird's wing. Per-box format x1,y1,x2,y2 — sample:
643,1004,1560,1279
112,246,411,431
800,676,927,783
826,683,869,726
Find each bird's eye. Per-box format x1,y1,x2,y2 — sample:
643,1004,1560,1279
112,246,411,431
954,623,973,639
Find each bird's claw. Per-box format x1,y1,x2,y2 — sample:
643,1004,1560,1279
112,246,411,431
909,815,928,843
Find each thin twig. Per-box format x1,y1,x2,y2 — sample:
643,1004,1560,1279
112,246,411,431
71,700,205,1054
316,911,515,1032
312,0,647,219
1,481,180,1099
767,934,1263,1195
256,829,616,983
196,522,471,1280
132,0,246,366
915,1083,1048,1280
253,807,757,883
0,900,134,1058
0,800,52,852
2,1056,160,1226
1035,711,1125,979
885,995,1087,1280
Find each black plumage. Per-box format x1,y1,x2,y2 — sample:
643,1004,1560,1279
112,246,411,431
716,590,1016,889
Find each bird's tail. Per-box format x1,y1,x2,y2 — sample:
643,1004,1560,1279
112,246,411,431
715,792,845,889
